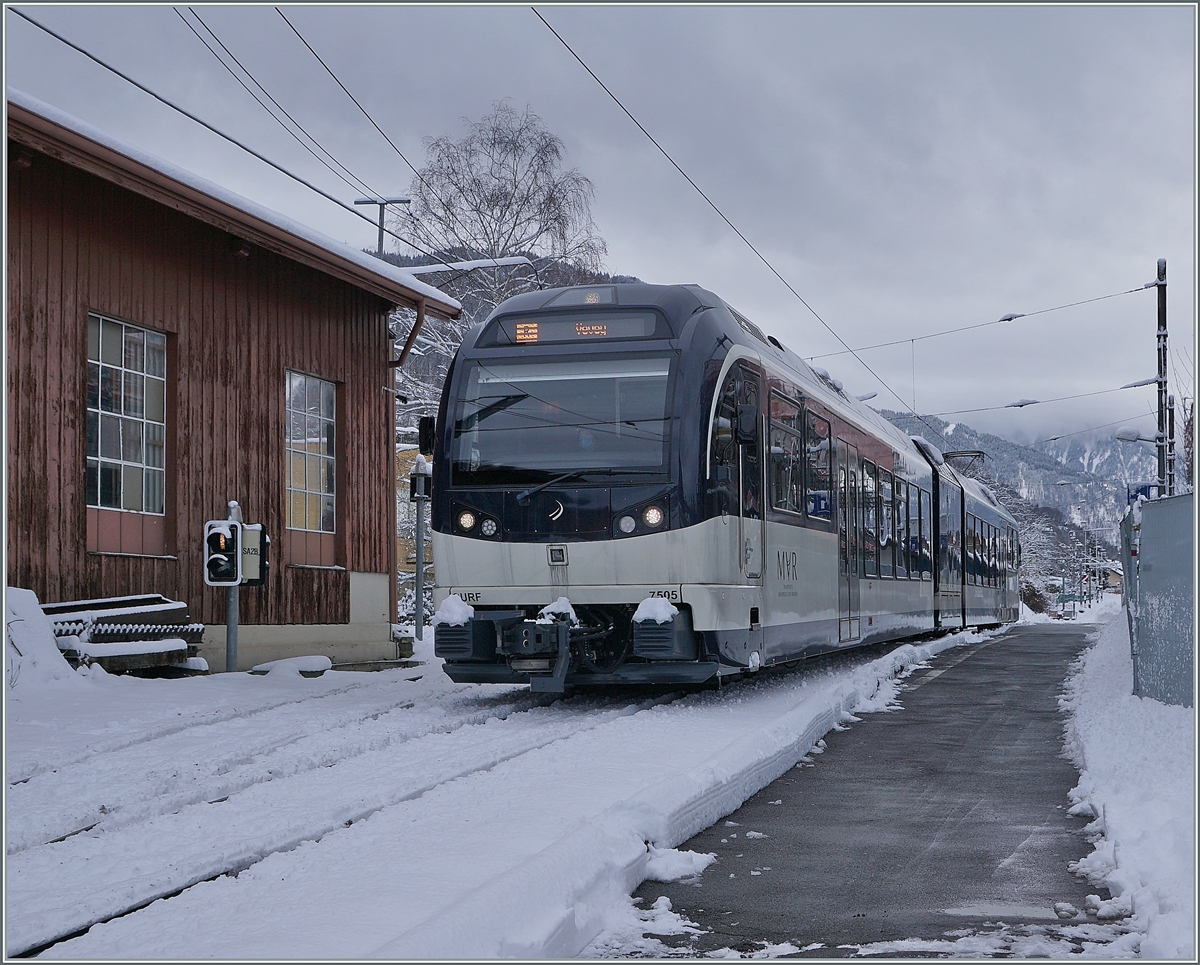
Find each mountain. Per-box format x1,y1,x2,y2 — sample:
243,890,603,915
875,410,1145,543
875,410,1135,610
1032,433,1159,490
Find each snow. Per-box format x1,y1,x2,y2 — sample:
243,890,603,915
5,597,1191,960
61,637,188,659
644,846,717,882
633,597,680,624
6,89,459,315
413,453,432,475
1059,609,1194,958
250,655,332,676
910,434,946,465
430,593,473,626
6,587,80,690
537,595,579,624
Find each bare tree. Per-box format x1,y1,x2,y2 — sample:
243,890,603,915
387,102,609,436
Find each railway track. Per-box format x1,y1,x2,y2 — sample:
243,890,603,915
9,636,973,959
7,674,679,957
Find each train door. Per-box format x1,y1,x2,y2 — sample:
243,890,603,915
935,475,964,629
837,438,860,642
737,369,763,581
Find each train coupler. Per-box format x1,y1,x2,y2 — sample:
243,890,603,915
528,619,571,694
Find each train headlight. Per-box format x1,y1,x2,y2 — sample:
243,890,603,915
618,515,637,534
457,510,477,531
480,518,498,537
642,505,665,528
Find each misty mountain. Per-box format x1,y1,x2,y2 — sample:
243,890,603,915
1032,433,1160,490
874,410,1141,608
875,410,1152,544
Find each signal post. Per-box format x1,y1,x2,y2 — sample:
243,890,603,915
205,500,270,672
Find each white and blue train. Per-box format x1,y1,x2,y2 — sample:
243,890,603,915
429,283,1019,692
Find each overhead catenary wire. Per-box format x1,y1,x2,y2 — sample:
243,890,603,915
175,7,382,203
274,6,515,277
805,287,1145,362
531,5,1178,477
1035,412,1157,445
530,6,952,452
934,382,1157,418
11,7,495,287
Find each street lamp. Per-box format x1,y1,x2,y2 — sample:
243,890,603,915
1116,426,1156,444
354,196,411,258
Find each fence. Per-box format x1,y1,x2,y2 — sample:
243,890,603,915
1121,491,1194,707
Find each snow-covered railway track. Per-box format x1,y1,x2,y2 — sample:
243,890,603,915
7,676,548,855
6,673,419,785
6,686,678,957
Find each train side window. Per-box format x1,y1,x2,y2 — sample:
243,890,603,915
979,520,986,586
990,525,999,587
919,488,932,580
896,480,909,578
904,482,915,578
879,469,894,578
769,425,804,515
768,393,803,517
967,515,977,585
804,412,832,520
862,461,878,577
708,371,739,513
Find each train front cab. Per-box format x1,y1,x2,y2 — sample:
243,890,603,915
429,283,1017,693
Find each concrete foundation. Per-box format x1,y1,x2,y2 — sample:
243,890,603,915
199,621,397,672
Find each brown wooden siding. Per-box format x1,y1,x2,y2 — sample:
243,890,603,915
7,147,396,626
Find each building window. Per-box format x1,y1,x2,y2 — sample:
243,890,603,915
86,313,167,514
286,371,336,534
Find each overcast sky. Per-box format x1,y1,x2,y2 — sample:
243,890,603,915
6,3,1195,444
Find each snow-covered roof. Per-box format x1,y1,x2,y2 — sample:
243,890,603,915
6,88,460,319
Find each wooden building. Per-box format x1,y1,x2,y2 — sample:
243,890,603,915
6,90,459,669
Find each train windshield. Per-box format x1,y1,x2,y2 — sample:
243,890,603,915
450,355,674,484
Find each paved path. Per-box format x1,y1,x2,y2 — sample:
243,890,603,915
635,624,1100,955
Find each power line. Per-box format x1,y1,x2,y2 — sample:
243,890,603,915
934,382,1154,417
174,7,380,202
10,7,489,286
1036,412,1156,444
530,7,951,453
273,7,476,262
805,287,1145,362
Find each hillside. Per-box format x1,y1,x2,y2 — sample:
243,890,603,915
875,410,1133,610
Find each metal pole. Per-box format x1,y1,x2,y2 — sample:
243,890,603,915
376,205,385,258
1155,258,1168,496
414,495,425,642
226,585,239,672
1167,394,1176,496
225,500,242,673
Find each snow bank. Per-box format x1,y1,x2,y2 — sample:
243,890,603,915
633,598,679,624
644,846,716,881
371,634,983,959
431,594,473,627
6,587,79,691
1060,613,1194,959
250,656,332,677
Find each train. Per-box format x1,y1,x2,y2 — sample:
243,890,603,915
428,283,1019,692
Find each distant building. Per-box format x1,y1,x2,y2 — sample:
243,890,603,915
6,90,459,669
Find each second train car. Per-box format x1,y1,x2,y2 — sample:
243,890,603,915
429,283,1019,691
